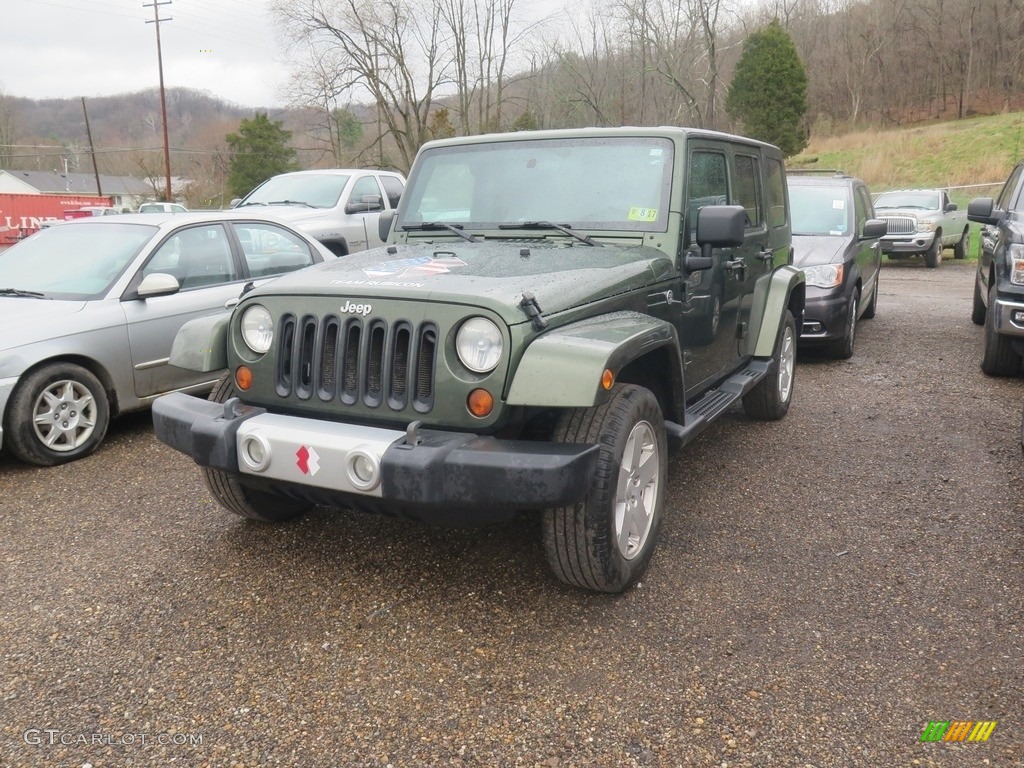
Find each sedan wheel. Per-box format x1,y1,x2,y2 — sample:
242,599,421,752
6,363,110,466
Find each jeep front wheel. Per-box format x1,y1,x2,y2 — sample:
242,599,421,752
743,310,796,420
542,384,667,593
202,375,313,522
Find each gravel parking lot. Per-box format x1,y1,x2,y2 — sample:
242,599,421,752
2,261,1022,767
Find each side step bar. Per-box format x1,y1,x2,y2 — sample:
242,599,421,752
664,359,772,451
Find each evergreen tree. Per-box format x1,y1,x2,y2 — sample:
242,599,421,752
226,112,298,197
726,20,808,157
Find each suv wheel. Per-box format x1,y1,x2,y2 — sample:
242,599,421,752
542,384,667,593
924,237,942,268
743,310,796,420
202,375,313,522
953,229,969,260
981,283,1022,376
829,289,859,360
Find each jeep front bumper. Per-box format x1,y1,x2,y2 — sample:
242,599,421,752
152,392,600,516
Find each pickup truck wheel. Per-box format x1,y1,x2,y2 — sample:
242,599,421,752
953,229,969,260
924,238,941,268
542,384,667,594
828,289,859,360
971,279,987,325
6,363,110,466
743,310,796,421
981,283,1022,377
202,375,313,522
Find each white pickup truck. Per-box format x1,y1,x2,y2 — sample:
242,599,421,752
873,188,970,268
233,169,406,256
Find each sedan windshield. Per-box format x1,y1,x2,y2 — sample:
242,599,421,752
0,223,155,299
400,136,674,232
240,174,350,208
789,186,852,236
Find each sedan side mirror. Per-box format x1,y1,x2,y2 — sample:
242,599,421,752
136,272,181,299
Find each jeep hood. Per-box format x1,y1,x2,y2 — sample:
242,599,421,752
250,240,674,324
791,235,848,267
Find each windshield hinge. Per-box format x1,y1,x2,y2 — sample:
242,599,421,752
519,291,549,331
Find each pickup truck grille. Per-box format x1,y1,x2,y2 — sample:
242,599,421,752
274,313,437,413
878,215,916,236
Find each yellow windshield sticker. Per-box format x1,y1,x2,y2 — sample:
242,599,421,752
628,207,658,222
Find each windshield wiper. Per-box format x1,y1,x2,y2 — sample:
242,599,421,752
497,221,601,247
266,200,316,208
0,287,46,298
402,222,478,242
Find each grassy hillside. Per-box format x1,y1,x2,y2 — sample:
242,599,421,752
790,112,1024,195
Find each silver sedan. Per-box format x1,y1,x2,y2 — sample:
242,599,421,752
0,210,333,466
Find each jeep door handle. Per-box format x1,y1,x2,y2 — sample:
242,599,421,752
756,248,775,264
725,258,746,279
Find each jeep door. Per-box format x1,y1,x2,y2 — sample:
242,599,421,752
729,150,774,348
679,145,748,394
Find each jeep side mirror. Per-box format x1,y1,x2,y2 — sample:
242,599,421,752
379,210,396,241
861,218,888,239
968,197,999,226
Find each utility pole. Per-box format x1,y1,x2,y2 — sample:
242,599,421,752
81,97,102,197
144,0,173,202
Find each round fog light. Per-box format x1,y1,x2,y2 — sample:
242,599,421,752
240,433,271,472
347,448,380,491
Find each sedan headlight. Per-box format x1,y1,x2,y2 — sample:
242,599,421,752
456,317,503,373
240,304,274,354
916,220,937,233
801,263,844,289
1010,244,1024,285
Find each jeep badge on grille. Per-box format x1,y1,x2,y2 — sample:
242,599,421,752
340,301,372,316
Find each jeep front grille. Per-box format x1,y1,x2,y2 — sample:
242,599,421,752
879,215,916,235
274,314,437,413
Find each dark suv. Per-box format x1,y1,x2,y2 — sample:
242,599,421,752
787,172,887,359
153,127,805,594
968,161,1024,376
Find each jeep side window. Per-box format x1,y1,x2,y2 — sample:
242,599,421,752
688,151,729,244
764,157,787,229
733,154,763,230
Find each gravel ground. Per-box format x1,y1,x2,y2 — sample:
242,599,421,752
1,261,1022,767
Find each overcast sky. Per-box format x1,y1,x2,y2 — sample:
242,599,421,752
1,0,287,108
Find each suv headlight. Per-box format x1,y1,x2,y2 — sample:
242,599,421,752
916,220,936,233
456,317,503,373
801,263,844,289
1010,244,1024,285
240,304,274,354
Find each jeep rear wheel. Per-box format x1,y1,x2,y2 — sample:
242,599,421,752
981,283,1022,377
203,375,313,522
542,384,667,594
743,310,796,420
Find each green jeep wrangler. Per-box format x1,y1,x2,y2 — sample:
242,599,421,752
154,127,805,593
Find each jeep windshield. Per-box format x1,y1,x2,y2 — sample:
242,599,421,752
239,173,351,208
399,136,674,233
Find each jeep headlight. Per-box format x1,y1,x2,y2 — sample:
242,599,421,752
456,317,503,373
1010,244,1024,285
240,304,274,354
916,220,936,233
801,263,844,289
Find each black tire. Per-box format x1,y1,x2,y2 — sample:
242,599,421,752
971,279,987,325
981,283,1022,377
924,237,941,268
743,310,796,421
202,374,312,522
542,384,667,594
862,275,878,320
953,229,968,260
828,289,859,360
5,362,110,466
